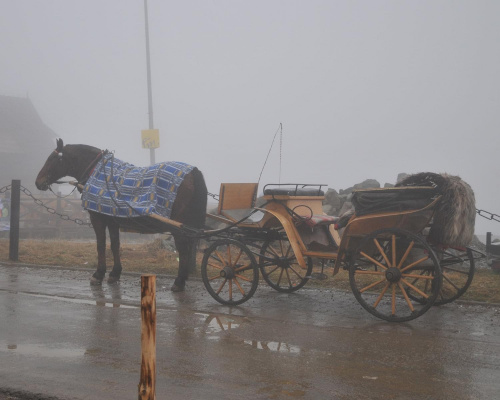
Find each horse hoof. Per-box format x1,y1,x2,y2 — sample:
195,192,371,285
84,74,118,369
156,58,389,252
171,283,185,292
90,276,103,285
107,276,120,284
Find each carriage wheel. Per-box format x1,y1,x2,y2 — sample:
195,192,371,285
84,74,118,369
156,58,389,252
259,236,313,292
201,239,259,306
407,247,475,305
349,228,442,322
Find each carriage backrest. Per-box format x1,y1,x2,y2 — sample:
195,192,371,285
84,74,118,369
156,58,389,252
218,183,258,220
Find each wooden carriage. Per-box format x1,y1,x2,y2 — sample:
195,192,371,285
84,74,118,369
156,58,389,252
202,182,478,322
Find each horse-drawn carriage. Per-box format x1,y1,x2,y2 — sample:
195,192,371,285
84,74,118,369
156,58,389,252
36,140,480,322
201,181,479,322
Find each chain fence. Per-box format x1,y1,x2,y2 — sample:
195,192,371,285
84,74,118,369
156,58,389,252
476,209,500,223
1,183,92,228
2,182,500,228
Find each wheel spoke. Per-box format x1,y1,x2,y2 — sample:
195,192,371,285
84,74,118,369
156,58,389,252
214,250,226,266
373,282,391,308
277,239,284,256
229,279,233,300
267,246,280,258
232,249,243,268
442,273,461,291
401,277,429,299
234,273,253,282
360,252,388,270
392,235,397,268
234,278,246,295
208,274,221,281
397,241,415,269
442,266,470,275
216,278,227,295
209,252,224,265
360,278,386,293
391,283,396,315
397,282,415,312
234,262,252,272
264,265,280,276
288,265,304,280
401,273,434,280
373,238,392,267
216,317,225,331
277,267,285,286
355,270,385,276
208,262,223,270
227,245,232,266
283,268,292,288
400,256,429,273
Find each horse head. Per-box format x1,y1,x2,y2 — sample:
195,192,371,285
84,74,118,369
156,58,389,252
35,139,68,191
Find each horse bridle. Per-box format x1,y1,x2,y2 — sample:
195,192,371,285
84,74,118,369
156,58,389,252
49,148,107,189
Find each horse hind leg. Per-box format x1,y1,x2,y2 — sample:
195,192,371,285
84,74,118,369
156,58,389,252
171,234,197,292
107,218,122,284
89,212,107,285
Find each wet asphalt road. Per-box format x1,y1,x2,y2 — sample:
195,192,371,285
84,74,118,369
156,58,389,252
0,263,499,400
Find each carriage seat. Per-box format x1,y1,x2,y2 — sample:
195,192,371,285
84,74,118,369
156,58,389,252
264,188,325,197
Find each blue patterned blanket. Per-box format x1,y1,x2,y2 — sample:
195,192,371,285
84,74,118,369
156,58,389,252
82,155,194,219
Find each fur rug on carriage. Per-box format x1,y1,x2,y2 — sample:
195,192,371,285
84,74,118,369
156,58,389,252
346,172,475,247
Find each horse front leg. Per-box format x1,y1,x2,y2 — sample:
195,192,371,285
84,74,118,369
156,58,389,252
89,212,107,285
107,218,122,284
171,234,197,292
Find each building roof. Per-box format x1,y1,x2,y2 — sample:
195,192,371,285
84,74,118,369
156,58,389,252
0,95,58,188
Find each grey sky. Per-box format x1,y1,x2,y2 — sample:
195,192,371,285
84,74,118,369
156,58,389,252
1,0,499,235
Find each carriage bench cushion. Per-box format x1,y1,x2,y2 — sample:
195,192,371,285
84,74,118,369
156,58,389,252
264,188,325,196
82,155,194,219
297,214,339,228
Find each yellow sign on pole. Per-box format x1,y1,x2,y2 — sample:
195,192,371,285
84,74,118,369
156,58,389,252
141,129,160,149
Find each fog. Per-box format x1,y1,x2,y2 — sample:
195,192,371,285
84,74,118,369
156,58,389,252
1,1,499,235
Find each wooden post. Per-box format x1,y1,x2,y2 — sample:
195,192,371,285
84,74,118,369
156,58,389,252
138,274,156,400
486,232,492,252
9,180,20,261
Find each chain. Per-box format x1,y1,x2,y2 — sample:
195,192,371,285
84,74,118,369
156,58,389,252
19,185,92,227
476,209,500,223
0,184,11,194
207,192,219,201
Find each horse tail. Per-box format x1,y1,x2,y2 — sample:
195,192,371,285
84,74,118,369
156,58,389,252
190,167,208,229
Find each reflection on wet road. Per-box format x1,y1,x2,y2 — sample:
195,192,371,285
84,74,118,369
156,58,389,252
0,264,499,399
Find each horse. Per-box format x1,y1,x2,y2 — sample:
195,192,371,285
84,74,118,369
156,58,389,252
35,139,207,291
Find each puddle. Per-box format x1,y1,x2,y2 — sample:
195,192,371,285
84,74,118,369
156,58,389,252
243,340,301,354
18,292,137,309
194,313,334,357
1,340,86,359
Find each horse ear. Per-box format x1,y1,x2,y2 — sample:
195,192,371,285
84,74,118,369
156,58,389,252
56,139,64,152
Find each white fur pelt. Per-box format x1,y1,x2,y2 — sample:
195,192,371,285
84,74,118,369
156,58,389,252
396,172,476,247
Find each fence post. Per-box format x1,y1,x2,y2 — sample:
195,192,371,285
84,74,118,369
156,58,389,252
9,180,20,261
138,274,156,400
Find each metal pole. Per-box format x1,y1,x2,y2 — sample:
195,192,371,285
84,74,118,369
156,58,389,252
144,0,155,165
9,180,20,261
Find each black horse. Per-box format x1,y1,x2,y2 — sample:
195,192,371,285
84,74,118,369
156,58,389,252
35,139,207,291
